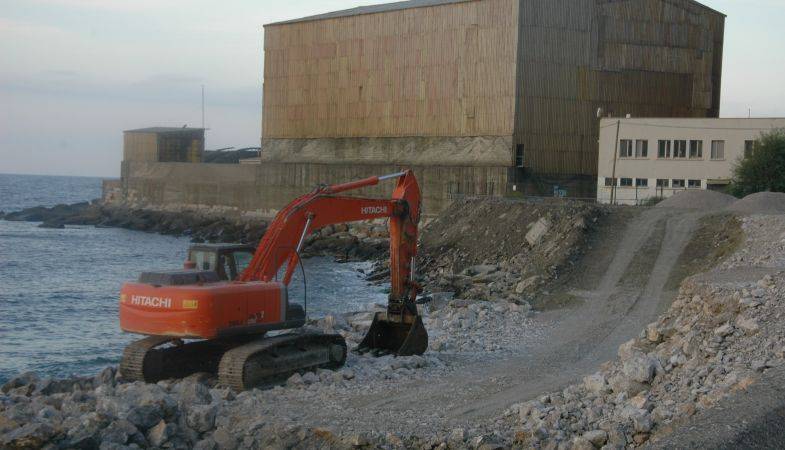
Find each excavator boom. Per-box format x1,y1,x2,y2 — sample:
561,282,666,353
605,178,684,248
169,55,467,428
238,169,426,356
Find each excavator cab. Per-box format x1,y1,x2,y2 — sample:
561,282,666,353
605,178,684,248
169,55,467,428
187,244,256,281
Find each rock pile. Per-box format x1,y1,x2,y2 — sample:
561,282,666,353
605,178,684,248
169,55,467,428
418,198,605,303
302,221,390,261
486,215,785,449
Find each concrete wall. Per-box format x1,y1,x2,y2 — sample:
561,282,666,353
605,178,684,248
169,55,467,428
260,136,513,167
597,118,785,205
119,160,509,217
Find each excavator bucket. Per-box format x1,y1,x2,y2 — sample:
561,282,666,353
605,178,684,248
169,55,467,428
356,312,428,356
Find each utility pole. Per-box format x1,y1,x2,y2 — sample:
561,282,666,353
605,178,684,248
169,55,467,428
201,84,205,129
610,120,621,205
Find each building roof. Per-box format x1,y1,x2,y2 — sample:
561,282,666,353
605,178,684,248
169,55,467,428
684,0,726,18
266,0,472,26
124,127,205,134
267,0,723,26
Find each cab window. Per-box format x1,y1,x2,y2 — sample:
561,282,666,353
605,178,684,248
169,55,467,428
216,255,231,280
189,250,216,271
233,251,254,278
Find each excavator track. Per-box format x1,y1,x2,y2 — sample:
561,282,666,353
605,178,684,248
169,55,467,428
120,335,243,384
119,332,347,390
218,332,347,391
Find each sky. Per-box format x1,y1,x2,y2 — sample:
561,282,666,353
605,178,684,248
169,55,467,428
0,0,784,177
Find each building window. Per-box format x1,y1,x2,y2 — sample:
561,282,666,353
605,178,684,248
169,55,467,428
744,140,756,158
672,179,686,188
636,178,649,187
620,178,633,187
604,177,617,187
689,140,703,159
635,140,648,158
619,140,633,158
674,140,687,158
658,140,671,158
656,179,669,188
688,179,702,189
710,140,725,160
515,144,525,168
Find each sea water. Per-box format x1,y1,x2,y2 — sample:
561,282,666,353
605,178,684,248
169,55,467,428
0,173,386,383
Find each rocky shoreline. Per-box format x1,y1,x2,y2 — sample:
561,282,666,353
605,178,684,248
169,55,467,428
0,202,388,262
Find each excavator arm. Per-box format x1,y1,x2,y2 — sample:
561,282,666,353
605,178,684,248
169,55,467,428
239,170,426,356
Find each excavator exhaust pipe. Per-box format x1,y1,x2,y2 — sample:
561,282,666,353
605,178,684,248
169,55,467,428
356,312,428,356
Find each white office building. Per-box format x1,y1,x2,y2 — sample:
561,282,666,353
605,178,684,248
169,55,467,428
597,118,785,205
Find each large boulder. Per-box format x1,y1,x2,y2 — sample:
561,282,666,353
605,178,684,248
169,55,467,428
186,404,219,433
622,355,659,384
526,218,552,247
583,372,610,395
0,422,57,449
147,419,177,447
100,419,144,446
1,373,39,395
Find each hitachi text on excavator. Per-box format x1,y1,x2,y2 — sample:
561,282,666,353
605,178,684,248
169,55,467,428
118,170,427,390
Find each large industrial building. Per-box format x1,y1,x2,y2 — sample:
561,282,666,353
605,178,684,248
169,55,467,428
115,0,726,216
259,0,725,201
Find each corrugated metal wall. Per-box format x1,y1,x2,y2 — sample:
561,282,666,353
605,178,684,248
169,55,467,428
262,0,518,140
123,133,158,162
513,0,725,176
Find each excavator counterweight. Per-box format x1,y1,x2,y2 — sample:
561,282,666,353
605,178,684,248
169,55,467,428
118,170,427,390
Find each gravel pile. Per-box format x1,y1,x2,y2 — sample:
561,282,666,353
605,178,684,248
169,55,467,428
726,192,785,215
656,190,737,210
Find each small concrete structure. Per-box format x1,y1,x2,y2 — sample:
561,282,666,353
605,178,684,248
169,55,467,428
123,127,205,163
597,118,785,205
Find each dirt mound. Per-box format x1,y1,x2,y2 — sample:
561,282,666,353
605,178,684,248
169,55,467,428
727,191,785,215
656,190,737,210
418,197,604,301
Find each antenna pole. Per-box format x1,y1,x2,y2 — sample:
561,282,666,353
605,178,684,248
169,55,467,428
201,84,205,128
610,120,621,205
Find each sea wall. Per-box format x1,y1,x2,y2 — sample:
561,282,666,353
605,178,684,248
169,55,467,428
115,160,510,217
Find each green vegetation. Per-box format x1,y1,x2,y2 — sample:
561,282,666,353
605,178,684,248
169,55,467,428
730,129,785,197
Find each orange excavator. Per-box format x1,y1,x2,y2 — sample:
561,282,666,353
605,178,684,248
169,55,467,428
118,170,427,390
